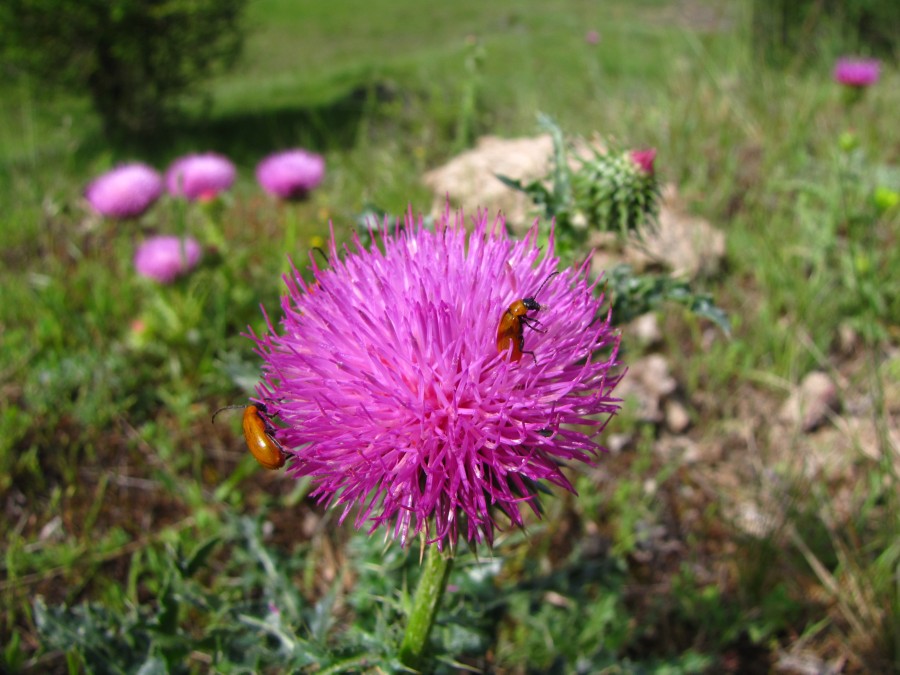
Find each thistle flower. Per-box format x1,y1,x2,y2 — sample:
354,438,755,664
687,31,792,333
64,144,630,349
166,152,236,201
134,235,202,283
630,148,657,176
251,208,622,549
833,57,880,88
585,30,600,45
573,147,661,238
256,149,325,200
85,163,163,219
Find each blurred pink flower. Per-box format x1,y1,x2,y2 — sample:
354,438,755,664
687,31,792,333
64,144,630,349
256,149,325,200
833,57,880,87
630,148,657,175
166,152,236,201
125,316,151,350
585,30,600,45
85,163,163,219
134,235,202,283
251,208,622,548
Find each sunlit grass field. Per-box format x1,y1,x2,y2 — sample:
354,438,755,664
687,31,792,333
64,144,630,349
2,0,899,672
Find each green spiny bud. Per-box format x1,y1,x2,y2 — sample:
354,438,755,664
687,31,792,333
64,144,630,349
573,147,661,239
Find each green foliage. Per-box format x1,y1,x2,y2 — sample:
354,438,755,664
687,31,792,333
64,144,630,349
751,0,900,66
607,265,731,335
777,137,900,343
668,567,803,654
28,515,719,674
32,517,408,673
453,38,486,153
0,0,248,134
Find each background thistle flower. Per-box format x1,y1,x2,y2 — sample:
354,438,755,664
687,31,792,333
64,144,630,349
166,152,236,201
251,208,622,549
572,146,661,238
134,235,203,283
85,163,163,219
833,56,880,88
256,148,325,200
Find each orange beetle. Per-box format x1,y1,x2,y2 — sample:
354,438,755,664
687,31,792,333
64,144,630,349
212,403,287,470
496,271,559,363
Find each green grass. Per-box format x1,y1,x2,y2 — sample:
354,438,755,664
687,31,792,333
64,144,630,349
2,0,900,671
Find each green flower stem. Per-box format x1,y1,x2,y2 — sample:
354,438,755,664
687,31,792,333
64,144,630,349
283,202,299,276
200,199,228,252
399,545,454,668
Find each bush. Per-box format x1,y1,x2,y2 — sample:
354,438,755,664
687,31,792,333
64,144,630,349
751,0,900,66
0,0,248,134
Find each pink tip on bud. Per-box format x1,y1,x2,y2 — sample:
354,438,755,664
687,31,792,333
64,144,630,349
630,148,657,176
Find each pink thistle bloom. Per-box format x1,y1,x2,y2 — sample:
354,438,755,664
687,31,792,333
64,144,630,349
134,235,202,283
256,149,325,200
630,148,657,176
166,152,236,201
251,208,623,549
833,57,880,87
585,30,600,45
85,163,163,219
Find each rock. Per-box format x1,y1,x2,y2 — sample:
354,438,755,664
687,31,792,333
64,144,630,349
655,435,728,465
626,184,726,278
39,515,64,542
664,399,691,434
616,354,677,423
732,499,779,538
605,432,633,454
775,650,846,675
422,135,556,226
779,372,840,432
629,313,662,348
837,322,859,356
301,511,321,538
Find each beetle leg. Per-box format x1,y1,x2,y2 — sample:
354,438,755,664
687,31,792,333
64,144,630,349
521,348,539,366
521,316,547,333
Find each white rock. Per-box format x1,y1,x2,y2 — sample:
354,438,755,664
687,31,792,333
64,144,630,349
664,399,691,434
779,372,840,432
615,354,677,423
626,186,726,279
629,313,662,347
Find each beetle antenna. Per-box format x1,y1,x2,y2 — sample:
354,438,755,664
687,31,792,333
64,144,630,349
310,246,330,267
532,270,559,299
211,404,246,423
